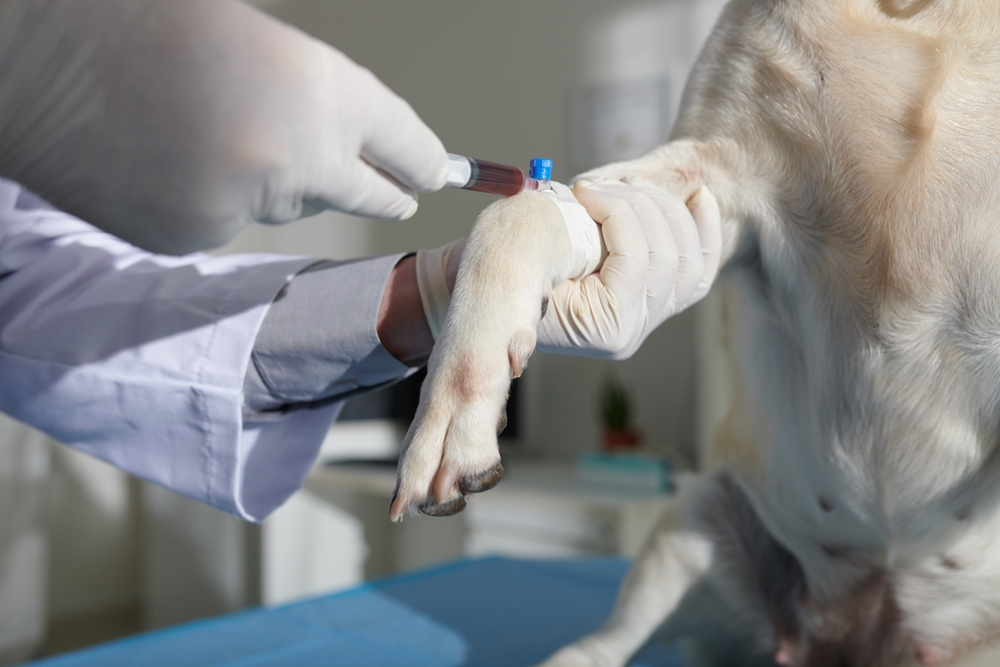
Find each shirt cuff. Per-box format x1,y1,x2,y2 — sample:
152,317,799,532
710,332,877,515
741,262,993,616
246,253,415,412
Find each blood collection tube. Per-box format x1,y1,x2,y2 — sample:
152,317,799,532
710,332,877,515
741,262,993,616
446,154,552,197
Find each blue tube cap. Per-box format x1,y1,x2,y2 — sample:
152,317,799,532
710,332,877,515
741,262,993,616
529,158,553,181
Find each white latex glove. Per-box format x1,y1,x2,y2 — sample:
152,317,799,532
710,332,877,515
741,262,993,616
536,179,722,359
0,0,448,254
415,237,467,341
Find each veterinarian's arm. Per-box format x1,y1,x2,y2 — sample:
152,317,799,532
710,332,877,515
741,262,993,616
0,180,422,520
245,245,462,412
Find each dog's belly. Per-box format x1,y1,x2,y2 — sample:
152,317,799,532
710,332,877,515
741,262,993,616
741,449,888,591
734,402,1000,606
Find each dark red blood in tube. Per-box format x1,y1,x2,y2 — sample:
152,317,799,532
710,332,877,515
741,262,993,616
464,159,526,197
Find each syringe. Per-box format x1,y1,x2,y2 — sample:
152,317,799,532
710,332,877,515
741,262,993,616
446,154,553,197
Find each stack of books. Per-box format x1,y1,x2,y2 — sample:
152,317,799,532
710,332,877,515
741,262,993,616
575,452,673,492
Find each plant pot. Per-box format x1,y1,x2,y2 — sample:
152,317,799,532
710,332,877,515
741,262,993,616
602,427,641,451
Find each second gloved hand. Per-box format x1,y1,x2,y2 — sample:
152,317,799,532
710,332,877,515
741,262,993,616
0,0,449,254
535,179,722,359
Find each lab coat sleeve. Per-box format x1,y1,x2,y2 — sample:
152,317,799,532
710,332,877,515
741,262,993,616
0,178,399,521
245,255,418,413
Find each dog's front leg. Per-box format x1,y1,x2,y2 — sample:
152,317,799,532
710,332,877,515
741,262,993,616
536,478,716,667
390,191,586,519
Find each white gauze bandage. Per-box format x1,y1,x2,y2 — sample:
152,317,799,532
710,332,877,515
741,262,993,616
539,182,603,279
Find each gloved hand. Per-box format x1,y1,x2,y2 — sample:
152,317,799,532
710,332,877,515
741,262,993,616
414,181,720,361
535,179,722,359
0,0,448,254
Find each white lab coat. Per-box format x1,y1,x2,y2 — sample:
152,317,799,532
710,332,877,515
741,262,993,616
0,178,344,523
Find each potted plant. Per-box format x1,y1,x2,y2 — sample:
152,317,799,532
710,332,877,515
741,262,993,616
599,376,641,451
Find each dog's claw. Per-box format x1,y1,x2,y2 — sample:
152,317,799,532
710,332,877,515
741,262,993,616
391,462,505,521
460,461,505,494
419,495,468,517
389,493,408,523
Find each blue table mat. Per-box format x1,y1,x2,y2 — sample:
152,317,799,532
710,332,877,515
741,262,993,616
25,557,686,667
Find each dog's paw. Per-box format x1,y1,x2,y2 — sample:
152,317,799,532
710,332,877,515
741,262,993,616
389,329,535,521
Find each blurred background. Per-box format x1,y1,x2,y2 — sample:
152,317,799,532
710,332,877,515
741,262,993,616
0,0,733,663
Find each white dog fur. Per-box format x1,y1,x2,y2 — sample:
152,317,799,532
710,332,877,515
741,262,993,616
393,0,1000,665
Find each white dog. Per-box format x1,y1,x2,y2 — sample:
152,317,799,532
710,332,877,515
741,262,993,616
393,0,1000,665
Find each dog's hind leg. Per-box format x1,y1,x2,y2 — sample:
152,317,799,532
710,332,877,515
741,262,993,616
534,478,719,667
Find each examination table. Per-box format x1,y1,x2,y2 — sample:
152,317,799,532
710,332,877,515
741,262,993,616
23,557,687,667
